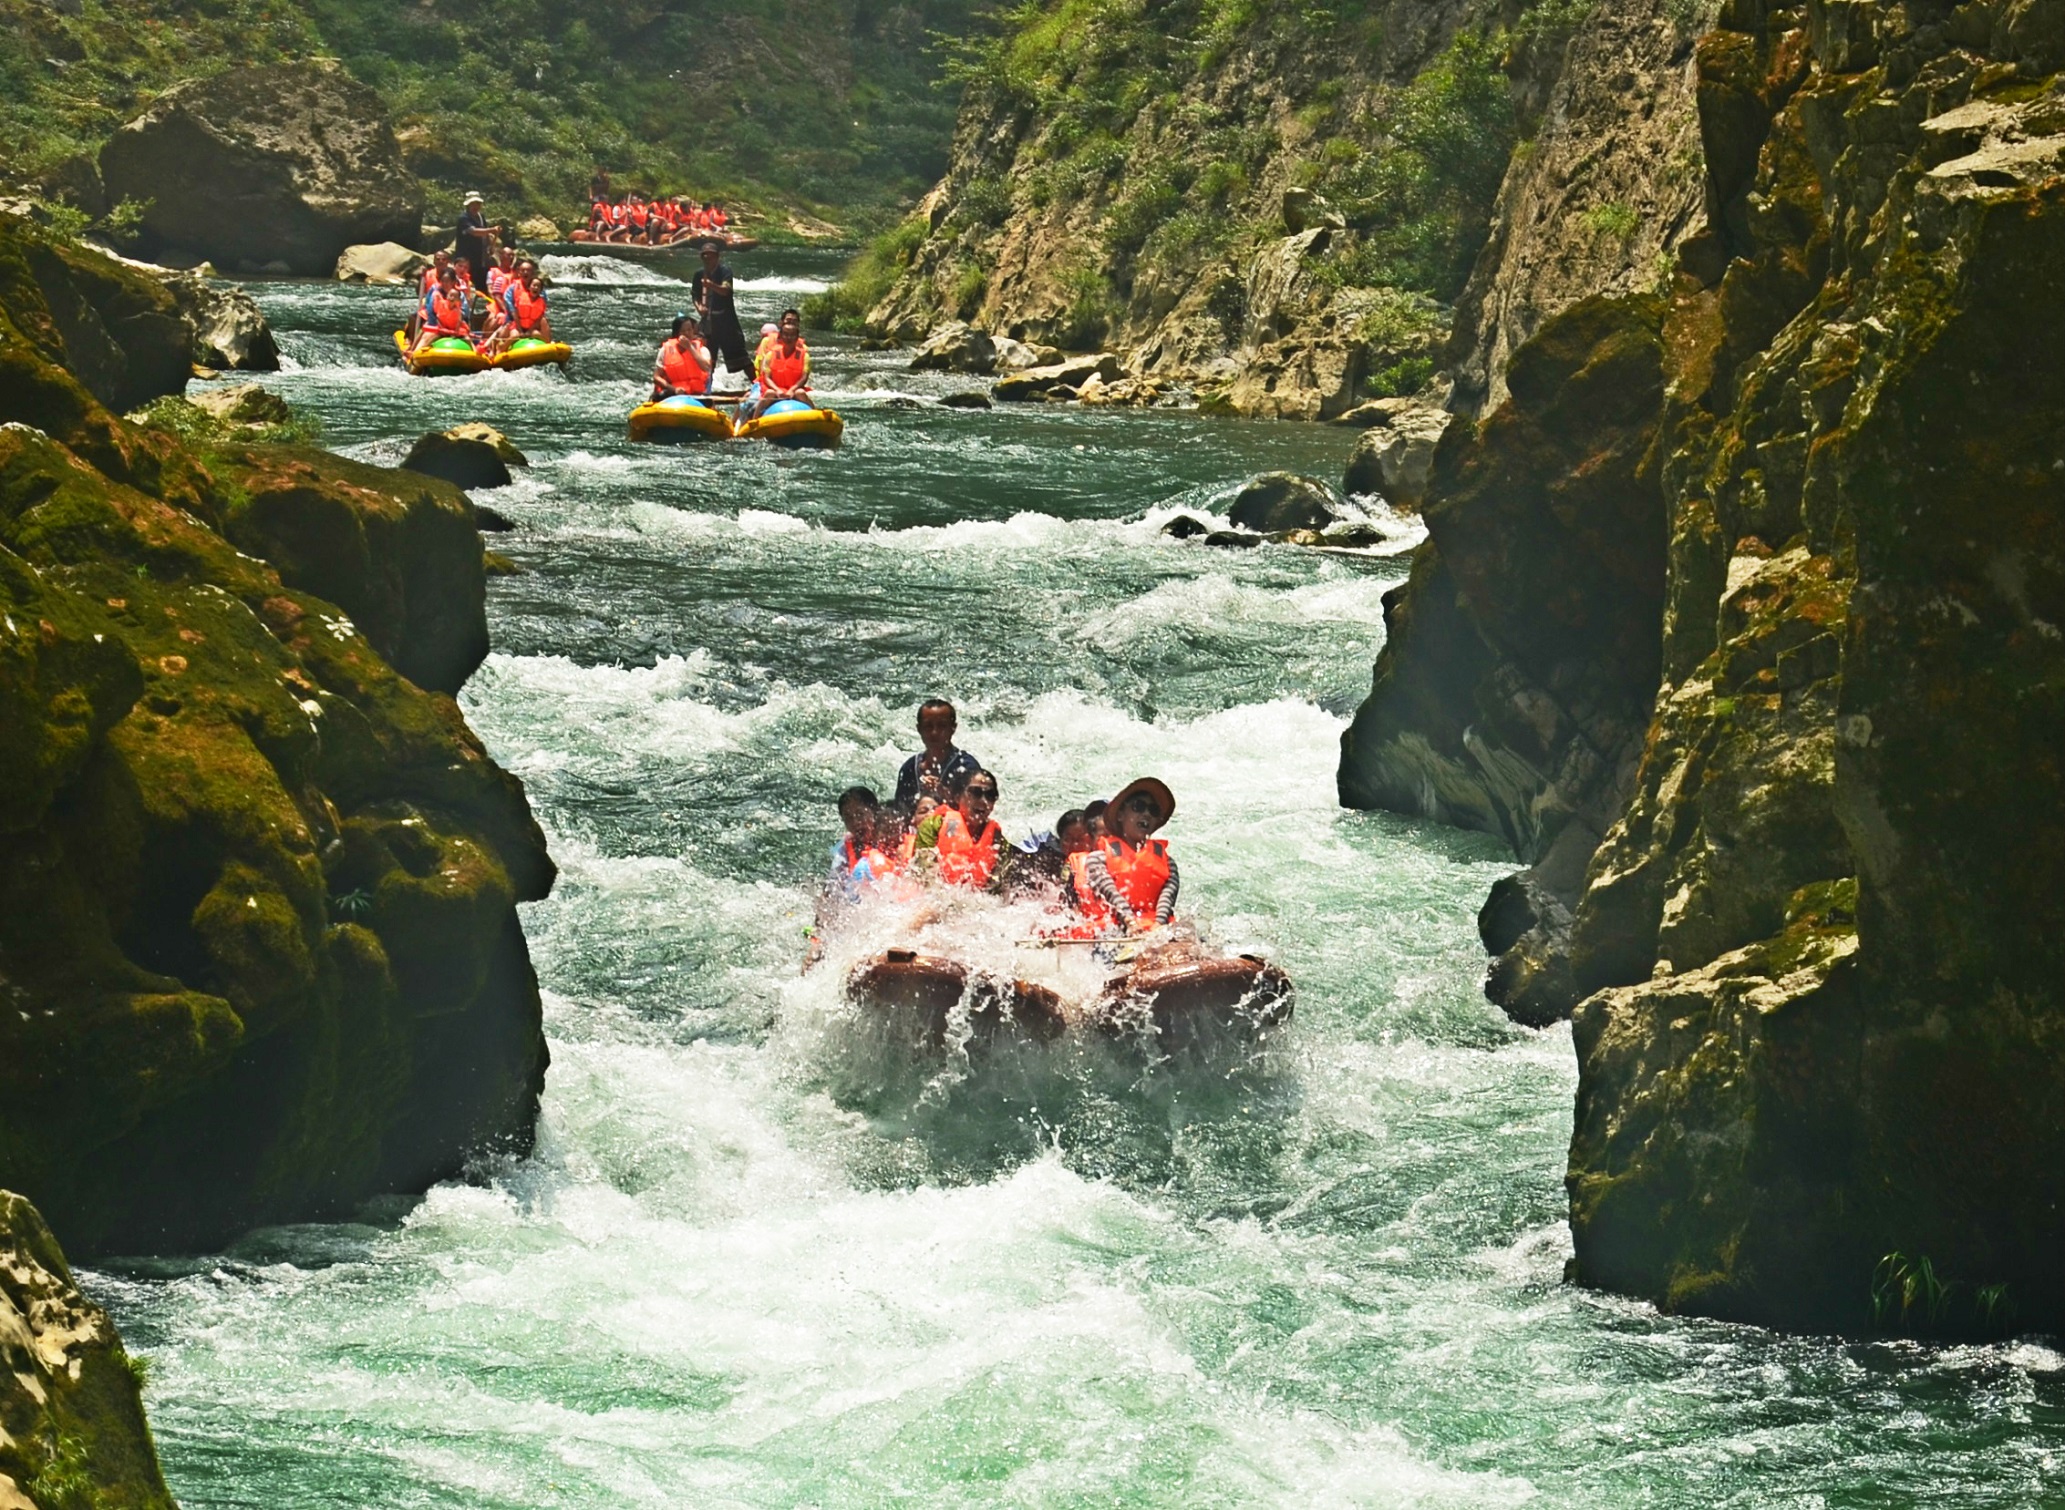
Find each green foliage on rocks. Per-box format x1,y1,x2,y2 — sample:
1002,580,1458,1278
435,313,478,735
0,0,989,230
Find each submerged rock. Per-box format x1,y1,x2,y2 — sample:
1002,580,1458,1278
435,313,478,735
938,390,993,410
0,1191,176,1510
99,62,423,275
1228,472,1340,533
1161,514,1210,540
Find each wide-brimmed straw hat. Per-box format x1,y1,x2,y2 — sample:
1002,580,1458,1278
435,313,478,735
1109,777,1175,830
463,190,484,205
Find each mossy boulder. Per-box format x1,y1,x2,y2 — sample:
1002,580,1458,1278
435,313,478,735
0,214,551,1256
0,1191,176,1510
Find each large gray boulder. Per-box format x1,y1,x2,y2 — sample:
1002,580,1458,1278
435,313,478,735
908,319,996,374
337,241,431,285
993,352,1124,401
1228,473,1341,532
160,271,279,370
100,61,422,275
1342,401,1454,509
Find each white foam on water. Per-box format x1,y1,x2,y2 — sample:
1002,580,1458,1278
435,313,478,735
735,274,832,294
539,254,686,287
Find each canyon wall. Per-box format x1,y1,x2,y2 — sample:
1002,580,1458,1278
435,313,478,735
0,216,554,1256
1348,0,2065,1332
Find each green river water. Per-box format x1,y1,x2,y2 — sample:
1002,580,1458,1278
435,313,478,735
91,249,2065,1507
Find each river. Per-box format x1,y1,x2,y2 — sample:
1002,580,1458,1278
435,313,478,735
93,249,2065,1507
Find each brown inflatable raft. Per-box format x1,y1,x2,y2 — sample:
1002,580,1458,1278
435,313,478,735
846,948,1066,1049
1093,952,1293,1055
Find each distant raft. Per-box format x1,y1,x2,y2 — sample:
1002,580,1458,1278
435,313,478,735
394,330,488,376
493,337,572,371
627,394,734,443
734,398,844,450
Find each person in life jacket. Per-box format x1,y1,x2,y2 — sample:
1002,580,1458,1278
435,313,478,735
710,202,728,231
827,786,902,900
744,308,816,419
484,260,551,356
650,312,714,401
753,322,780,374
486,245,519,301
911,769,1008,890
1013,808,1092,898
1071,778,1179,934
605,199,631,241
627,194,652,242
589,198,611,236
410,266,475,354
406,251,456,341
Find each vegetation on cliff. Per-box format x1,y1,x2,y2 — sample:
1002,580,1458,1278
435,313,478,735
0,212,553,1255
0,0,988,232
834,0,1606,416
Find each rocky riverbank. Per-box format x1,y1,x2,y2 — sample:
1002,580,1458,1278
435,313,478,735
1,1191,174,1510
0,214,553,1258
1345,0,2065,1334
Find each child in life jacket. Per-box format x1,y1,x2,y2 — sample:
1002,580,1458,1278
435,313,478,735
828,787,902,900
910,769,1007,890
1070,778,1179,934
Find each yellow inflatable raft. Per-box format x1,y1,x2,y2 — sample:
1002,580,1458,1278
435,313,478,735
733,399,844,449
394,330,489,376
493,337,572,371
627,395,735,443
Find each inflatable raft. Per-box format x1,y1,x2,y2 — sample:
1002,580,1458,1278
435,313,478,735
494,337,571,371
734,398,844,449
561,232,759,254
846,948,1065,1050
1093,951,1293,1057
395,331,489,376
627,394,735,443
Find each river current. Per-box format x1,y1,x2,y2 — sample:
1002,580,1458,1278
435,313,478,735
93,250,2065,1506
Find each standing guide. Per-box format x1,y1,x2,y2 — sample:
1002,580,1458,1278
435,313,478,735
692,240,753,382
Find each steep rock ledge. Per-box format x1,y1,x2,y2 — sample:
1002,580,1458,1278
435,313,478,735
1344,0,2065,1332
0,1191,175,1510
0,215,553,1256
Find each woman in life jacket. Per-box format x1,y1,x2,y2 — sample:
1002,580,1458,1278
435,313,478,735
743,309,817,419
1071,777,1179,934
410,265,476,354
911,769,1007,890
650,312,714,401
828,787,903,899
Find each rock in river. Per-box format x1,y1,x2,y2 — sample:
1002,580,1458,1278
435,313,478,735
909,319,997,375
1342,400,1454,509
993,352,1124,401
1228,472,1340,532
337,241,432,286
0,1191,176,1510
99,61,423,275
160,269,280,370
402,424,529,491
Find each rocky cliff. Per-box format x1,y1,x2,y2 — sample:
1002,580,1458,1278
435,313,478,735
0,1191,174,1510
855,0,1537,415
1343,0,2065,1334
0,214,553,1256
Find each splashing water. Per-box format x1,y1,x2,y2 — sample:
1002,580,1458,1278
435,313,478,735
94,251,2065,1507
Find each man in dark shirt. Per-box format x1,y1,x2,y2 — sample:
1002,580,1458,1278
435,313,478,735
692,239,753,381
893,698,982,814
456,192,494,288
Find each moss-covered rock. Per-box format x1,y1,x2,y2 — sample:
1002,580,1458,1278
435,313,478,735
0,1190,175,1510
0,214,551,1256
1346,0,2065,1333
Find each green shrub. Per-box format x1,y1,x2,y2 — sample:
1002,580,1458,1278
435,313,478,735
1582,200,1641,239
803,216,929,332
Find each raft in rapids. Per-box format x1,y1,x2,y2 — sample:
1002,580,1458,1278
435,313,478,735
394,332,573,375
627,394,734,442
845,942,1291,1056
733,398,844,449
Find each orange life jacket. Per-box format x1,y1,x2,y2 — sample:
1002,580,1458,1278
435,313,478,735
487,265,515,298
507,283,548,331
629,201,649,229
657,337,710,394
763,339,810,392
933,811,1001,887
840,835,900,879
713,207,728,229
1069,836,1171,932
425,289,469,335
